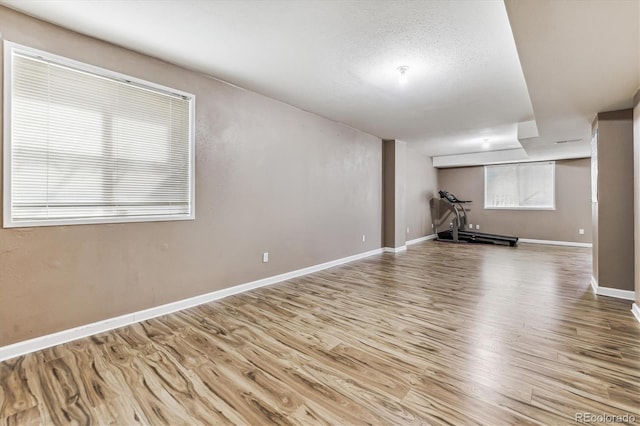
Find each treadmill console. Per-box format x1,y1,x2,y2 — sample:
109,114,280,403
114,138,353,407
439,190,468,204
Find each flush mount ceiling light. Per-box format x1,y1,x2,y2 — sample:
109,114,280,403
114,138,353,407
397,65,409,84
554,138,582,144
482,139,491,149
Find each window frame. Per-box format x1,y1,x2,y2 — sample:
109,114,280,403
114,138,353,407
483,161,556,211
3,41,196,228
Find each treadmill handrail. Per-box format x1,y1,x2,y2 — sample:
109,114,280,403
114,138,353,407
439,190,471,204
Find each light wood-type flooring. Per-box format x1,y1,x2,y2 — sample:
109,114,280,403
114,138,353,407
1,242,639,425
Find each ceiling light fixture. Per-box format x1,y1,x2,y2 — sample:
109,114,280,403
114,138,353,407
397,65,409,84
554,138,582,144
482,139,491,149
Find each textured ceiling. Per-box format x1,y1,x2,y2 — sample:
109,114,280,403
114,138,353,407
2,0,639,165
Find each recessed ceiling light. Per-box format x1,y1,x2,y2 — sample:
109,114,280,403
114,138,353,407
397,65,409,84
482,139,490,149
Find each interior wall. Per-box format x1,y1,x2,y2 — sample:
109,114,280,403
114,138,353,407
595,109,634,292
437,158,592,243
406,149,438,241
394,141,407,248
592,201,599,285
382,140,411,248
0,7,383,346
382,140,397,248
633,91,640,305
592,118,599,284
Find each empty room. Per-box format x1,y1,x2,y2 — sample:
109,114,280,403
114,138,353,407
0,0,639,425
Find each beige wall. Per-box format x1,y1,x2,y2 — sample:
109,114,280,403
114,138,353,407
394,141,407,248
406,149,438,241
383,140,397,247
384,143,437,246
437,159,592,243
592,118,599,285
382,140,409,248
592,201,599,286
593,110,634,292
634,92,640,305
0,8,383,346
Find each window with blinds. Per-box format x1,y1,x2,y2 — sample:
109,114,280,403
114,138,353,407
484,161,555,210
4,42,195,228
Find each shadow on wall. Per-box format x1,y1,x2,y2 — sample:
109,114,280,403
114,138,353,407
429,196,451,235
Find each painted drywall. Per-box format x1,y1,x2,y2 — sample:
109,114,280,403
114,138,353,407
406,149,438,241
592,118,599,285
382,140,397,248
0,7,383,346
437,158,592,243
394,141,407,248
635,1,640,306
592,201,599,286
382,140,407,248
633,92,640,304
593,110,634,292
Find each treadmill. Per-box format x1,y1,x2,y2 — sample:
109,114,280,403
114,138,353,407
430,190,518,247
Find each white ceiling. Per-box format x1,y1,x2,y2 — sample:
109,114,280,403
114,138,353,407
503,0,640,164
2,0,639,165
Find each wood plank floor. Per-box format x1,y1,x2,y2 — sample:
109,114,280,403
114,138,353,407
1,241,639,425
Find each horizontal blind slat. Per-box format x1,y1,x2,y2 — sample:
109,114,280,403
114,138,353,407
9,49,193,224
485,162,554,209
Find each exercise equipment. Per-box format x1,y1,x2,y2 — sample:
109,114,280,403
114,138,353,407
429,190,518,247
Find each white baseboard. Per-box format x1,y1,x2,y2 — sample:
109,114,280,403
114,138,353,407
0,247,385,362
589,275,634,300
632,303,640,324
596,286,635,301
519,238,592,248
383,245,407,253
385,234,438,251
406,234,437,245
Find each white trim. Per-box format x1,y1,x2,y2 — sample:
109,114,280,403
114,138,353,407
406,234,437,245
589,276,635,300
596,286,635,301
591,276,635,300
519,239,592,248
3,41,12,229
383,245,407,253
0,247,384,362
632,303,640,324
484,206,556,211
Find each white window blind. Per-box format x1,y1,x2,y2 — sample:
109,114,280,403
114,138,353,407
4,42,195,227
484,162,555,210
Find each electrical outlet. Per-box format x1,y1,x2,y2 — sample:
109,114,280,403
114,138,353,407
362,234,366,242
262,252,269,263
579,228,585,235
476,224,480,230
469,224,473,229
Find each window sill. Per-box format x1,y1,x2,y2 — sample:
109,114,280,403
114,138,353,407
483,207,556,211
4,213,195,229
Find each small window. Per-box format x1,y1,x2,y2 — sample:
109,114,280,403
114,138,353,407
4,42,195,227
484,161,555,210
